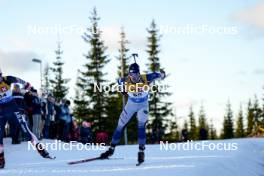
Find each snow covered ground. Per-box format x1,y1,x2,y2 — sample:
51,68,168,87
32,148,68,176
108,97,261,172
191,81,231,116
0,138,263,176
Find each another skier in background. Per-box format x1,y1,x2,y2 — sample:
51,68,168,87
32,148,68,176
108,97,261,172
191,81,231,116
100,61,165,165
0,69,53,169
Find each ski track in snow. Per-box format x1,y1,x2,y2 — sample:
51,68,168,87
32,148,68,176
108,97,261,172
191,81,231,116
0,138,263,176
1,164,195,174
8,155,227,167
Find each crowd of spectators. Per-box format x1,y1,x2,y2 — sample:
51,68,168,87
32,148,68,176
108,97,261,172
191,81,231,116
5,84,96,145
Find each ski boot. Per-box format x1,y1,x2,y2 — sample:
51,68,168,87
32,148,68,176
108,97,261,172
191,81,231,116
0,152,5,169
137,145,145,166
100,144,115,159
36,143,52,159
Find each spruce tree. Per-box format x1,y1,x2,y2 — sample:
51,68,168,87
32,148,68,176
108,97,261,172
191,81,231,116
115,27,130,119
117,27,130,77
183,120,188,130
188,105,197,140
146,19,173,136
168,115,179,141
198,104,207,129
208,120,217,140
262,87,264,127
246,99,254,135
76,8,110,131
252,95,262,131
222,100,234,139
43,63,51,93
198,104,208,140
50,42,69,100
73,70,90,120
105,90,123,136
235,105,245,138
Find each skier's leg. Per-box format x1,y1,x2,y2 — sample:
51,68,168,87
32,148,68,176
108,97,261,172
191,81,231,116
12,111,38,145
111,102,137,145
100,102,136,159
8,117,21,144
0,110,8,169
136,105,149,164
13,111,51,158
137,106,149,146
0,116,8,153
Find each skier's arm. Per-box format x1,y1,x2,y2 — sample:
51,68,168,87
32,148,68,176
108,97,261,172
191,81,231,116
5,76,32,90
146,70,166,83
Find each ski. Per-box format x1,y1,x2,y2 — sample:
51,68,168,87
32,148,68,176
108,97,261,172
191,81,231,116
68,156,101,165
68,157,124,165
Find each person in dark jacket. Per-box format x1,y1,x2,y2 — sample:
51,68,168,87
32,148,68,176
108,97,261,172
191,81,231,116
199,128,208,140
43,93,55,139
23,91,34,130
57,99,71,142
31,89,42,139
54,99,61,139
181,129,189,142
62,100,72,142
69,118,80,141
80,121,93,144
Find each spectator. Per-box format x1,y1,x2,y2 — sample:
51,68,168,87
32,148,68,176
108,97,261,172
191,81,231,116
57,99,71,142
151,124,164,144
40,93,47,139
199,128,208,140
31,89,42,139
43,93,55,139
96,131,108,144
53,99,62,139
181,129,188,142
80,121,93,144
12,84,26,109
69,118,80,141
24,91,34,130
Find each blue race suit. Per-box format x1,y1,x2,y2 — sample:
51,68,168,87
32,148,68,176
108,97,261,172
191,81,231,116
111,72,162,146
0,76,37,145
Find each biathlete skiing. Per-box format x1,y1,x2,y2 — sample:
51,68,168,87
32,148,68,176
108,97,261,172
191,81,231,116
0,69,53,169
99,55,166,166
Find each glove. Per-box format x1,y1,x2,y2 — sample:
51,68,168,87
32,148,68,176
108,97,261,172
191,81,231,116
160,69,166,79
